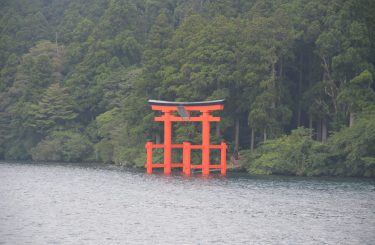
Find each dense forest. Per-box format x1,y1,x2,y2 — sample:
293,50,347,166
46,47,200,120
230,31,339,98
0,0,374,177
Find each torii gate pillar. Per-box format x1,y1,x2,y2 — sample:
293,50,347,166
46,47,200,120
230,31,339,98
145,99,227,176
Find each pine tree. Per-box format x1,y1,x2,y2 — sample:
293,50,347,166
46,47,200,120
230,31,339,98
32,83,77,133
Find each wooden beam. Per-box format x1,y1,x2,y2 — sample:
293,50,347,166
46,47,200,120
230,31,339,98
155,115,220,122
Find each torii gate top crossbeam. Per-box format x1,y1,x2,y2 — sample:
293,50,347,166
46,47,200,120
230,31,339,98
148,99,225,106
148,99,225,112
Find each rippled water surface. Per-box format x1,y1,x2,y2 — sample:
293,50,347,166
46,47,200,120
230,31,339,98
0,162,374,244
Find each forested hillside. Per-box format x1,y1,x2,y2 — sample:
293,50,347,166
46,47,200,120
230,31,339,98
0,0,374,176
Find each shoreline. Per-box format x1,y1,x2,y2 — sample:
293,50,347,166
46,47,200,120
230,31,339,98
1,160,374,179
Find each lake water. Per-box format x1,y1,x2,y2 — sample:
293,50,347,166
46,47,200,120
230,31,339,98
0,162,374,244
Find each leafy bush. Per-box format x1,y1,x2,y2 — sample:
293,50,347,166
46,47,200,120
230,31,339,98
95,139,114,163
326,110,375,177
243,110,375,177
243,127,324,176
113,146,145,167
30,131,94,162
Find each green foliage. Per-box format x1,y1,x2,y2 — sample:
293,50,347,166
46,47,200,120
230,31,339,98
96,108,118,138
244,127,324,176
244,110,375,177
327,110,375,177
30,130,94,162
0,0,374,178
29,83,77,133
95,139,114,163
338,70,375,113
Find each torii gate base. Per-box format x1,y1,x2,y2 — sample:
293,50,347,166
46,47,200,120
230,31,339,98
145,100,227,176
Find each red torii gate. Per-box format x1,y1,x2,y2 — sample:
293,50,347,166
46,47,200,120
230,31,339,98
145,99,227,176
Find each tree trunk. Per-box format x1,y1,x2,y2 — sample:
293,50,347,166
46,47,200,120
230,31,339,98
215,123,221,138
322,56,338,114
250,128,255,152
155,133,161,144
317,119,322,141
263,128,267,142
322,119,327,142
234,118,239,152
349,112,355,127
309,113,313,138
297,52,303,127
55,32,59,55
280,57,283,78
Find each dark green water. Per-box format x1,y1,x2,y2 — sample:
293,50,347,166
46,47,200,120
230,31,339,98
0,162,374,244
